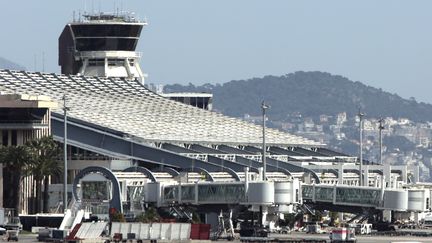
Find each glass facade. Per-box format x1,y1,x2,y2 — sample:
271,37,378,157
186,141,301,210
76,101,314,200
72,24,143,37
75,38,138,51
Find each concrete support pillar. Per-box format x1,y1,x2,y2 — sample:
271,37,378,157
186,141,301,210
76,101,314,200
383,164,391,188
338,212,344,224
338,163,344,185
364,164,369,187
17,130,23,145
104,58,108,77
414,212,420,224
206,212,219,233
400,165,408,184
262,207,268,226
245,167,249,199
383,210,392,222
7,130,12,146
258,167,263,182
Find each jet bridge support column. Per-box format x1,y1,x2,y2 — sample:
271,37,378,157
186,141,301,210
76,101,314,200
244,167,249,198
384,164,391,188
338,163,344,185
383,210,392,223
364,165,369,187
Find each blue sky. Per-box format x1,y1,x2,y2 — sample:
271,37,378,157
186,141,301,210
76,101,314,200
0,0,431,103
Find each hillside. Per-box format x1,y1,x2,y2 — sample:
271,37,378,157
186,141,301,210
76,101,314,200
163,71,432,122
0,57,25,70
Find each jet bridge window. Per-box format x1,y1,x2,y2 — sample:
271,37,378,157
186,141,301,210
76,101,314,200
108,59,125,66
88,59,105,66
335,187,380,206
82,181,111,201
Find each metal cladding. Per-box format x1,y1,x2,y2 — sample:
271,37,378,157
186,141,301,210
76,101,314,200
0,69,321,147
274,181,297,204
383,189,408,211
407,189,429,212
247,181,275,205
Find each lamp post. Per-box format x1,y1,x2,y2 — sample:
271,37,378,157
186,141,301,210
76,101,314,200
261,101,269,181
378,118,385,165
358,109,364,186
62,95,70,213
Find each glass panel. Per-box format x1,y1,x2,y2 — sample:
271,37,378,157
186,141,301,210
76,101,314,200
127,186,145,203
181,185,195,201
198,184,245,203
72,25,143,37
76,38,138,51
82,181,110,201
336,188,380,206
163,186,177,201
315,187,333,201
302,185,314,199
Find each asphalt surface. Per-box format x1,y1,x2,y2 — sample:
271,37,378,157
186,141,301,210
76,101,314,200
281,232,432,242
6,232,432,243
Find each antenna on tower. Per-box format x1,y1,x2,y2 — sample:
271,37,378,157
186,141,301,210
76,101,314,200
34,54,37,71
42,52,45,72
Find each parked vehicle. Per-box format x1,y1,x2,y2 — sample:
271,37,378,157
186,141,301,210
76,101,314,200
354,223,372,235
5,230,18,241
329,227,356,243
306,223,324,234
423,212,432,227
0,209,22,231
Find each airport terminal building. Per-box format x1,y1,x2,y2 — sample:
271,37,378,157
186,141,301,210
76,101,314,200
0,13,429,227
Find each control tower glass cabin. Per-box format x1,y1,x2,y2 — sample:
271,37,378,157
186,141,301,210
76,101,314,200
59,13,147,82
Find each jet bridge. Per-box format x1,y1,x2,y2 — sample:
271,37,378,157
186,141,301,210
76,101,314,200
70,166,430,217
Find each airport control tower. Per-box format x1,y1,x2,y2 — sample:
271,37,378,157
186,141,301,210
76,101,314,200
59,13,146,82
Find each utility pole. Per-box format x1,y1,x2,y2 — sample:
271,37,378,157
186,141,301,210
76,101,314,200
62,95,70,213
378,118,385,165
358,109,364,186
261,101,269,181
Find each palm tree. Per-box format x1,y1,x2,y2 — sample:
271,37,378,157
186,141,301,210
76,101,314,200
0,145,32,213
26,136,62,213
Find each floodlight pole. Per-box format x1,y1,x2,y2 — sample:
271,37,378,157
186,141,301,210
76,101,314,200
378,118,384,165
63,95,70,213
358,110,364,186
262,101,269,181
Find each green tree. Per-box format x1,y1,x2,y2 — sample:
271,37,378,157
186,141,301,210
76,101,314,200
26,136,62,213
111,212,126,222
136,207,161,223
0,145,32,213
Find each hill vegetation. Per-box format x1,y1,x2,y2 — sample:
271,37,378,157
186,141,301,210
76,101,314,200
0,57,25,70
163,71,432,122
